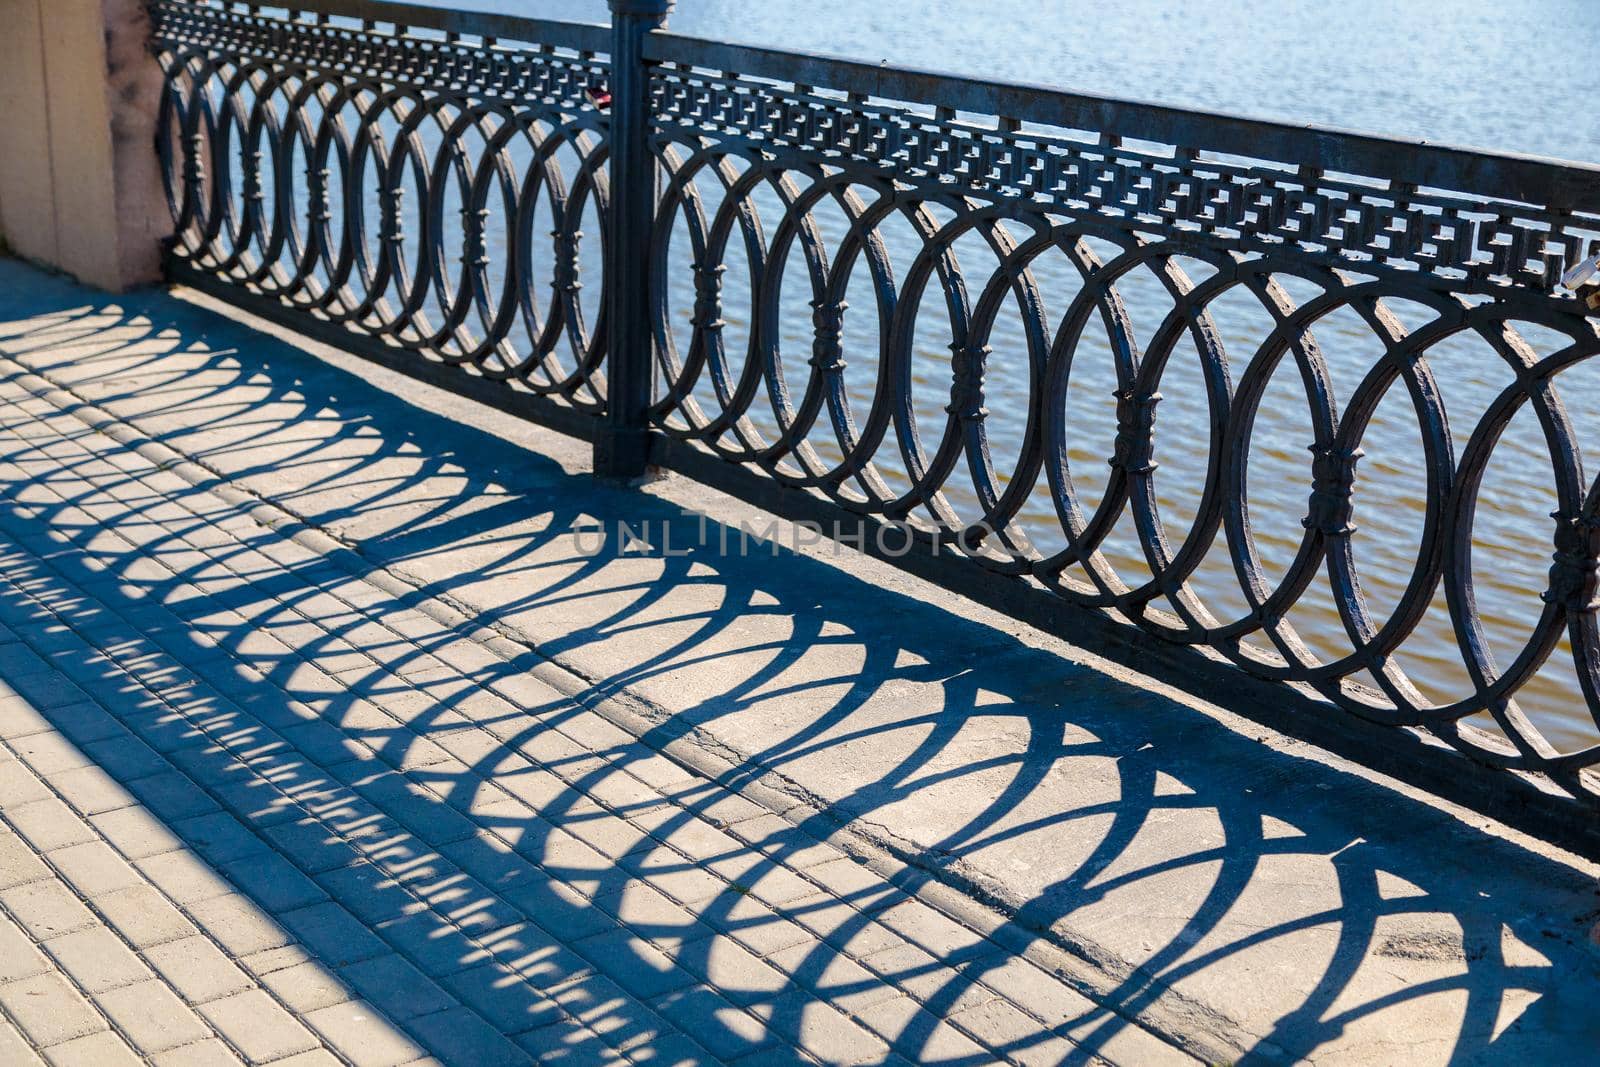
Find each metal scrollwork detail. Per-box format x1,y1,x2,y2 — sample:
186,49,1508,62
809,298,847,374
1109,389,1161,476
1545,512,1600,614
1304,445,1362,538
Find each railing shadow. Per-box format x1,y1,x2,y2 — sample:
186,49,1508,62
0,264,1598,1064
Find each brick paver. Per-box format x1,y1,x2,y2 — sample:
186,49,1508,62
0,336,1195,1066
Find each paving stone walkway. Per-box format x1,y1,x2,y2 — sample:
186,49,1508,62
0,284,1190,1065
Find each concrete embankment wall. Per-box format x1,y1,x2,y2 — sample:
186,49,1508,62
0,0,167,291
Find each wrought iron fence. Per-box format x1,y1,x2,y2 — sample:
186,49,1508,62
152,0,615,416
150,0,1600,845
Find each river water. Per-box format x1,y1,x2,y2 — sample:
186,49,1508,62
401,0,1600,749
432,0,1600,164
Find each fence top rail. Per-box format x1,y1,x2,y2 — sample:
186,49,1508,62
643,29,1600,213
205,0,612,54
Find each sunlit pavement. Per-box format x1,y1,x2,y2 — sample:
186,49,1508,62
0,256,1597,1065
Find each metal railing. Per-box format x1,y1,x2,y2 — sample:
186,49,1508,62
150,0,1600,850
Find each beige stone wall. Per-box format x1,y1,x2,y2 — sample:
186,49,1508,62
0,0,169,291
0,0,58,270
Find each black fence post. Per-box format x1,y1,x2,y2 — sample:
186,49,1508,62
595,0,672,479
